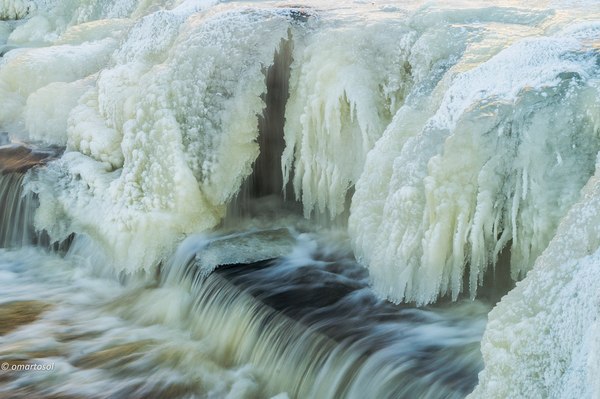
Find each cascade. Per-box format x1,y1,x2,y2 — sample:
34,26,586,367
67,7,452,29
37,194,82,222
158,234,488,399
0,233,487,398
0,144,58,248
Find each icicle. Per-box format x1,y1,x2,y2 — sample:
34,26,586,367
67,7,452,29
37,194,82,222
350,27,600,304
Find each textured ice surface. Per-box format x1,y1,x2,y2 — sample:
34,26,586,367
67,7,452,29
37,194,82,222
469,161,600,399
283,19,414,218
0,1,598,301
350,23,600,304
0,0,34,20
27,6,295,272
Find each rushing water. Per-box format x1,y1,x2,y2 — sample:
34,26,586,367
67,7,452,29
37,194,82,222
2,0,600,398
0,233,490,398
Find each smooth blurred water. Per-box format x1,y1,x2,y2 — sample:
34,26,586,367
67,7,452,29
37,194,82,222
0,229,490,398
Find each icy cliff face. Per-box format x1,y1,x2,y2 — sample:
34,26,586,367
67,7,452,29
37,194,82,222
350,25,600,304
469,159,600,399
0,0,598,292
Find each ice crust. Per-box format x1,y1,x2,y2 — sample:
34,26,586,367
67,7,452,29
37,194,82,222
350,29,600,304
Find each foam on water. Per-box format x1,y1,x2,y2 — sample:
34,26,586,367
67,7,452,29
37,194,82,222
0,248,271,399
0,234,488,398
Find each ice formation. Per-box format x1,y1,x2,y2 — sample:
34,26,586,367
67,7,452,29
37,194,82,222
469,159,600,399
0,0,34,20
282,21,413,218
3,2,302,271
7,0,591,295
350,24,600,305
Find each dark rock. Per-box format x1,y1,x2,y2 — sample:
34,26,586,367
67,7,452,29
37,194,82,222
0,144,62,175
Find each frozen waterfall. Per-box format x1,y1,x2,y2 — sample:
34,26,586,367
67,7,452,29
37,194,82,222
1,0,600,398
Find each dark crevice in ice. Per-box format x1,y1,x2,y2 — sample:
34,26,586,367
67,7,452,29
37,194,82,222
226,31,300,222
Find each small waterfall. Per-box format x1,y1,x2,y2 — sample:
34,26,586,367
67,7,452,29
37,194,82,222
160,233,488,399
0,144,60,248
3,1,599,397
0,172,37,248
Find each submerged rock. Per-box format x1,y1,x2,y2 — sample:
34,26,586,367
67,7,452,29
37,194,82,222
0,300,50,335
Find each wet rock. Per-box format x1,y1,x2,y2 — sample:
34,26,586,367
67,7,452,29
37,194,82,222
0,144,62,175
0,300,51,335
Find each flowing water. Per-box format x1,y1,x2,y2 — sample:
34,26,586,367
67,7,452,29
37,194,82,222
1,0,600,398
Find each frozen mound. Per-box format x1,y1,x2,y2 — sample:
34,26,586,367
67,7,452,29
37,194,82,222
22,5,300,272
350,23,600,305
469,159,600,399
0,39,118,135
